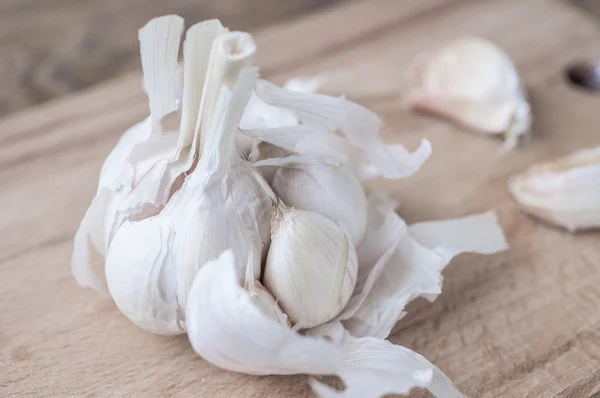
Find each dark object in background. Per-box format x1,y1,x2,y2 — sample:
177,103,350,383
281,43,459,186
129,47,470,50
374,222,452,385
566,62,600,91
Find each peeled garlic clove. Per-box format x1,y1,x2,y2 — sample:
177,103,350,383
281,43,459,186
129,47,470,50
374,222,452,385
272,163,367,244
508,146,600,231
264,207,358,329
407,37,531,151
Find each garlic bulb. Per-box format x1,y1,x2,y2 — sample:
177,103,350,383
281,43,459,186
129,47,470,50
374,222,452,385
263,206,358,329
406,37,531,153
509,146,600,232
105,32,273,334
73,15,512,398
272,163,368,244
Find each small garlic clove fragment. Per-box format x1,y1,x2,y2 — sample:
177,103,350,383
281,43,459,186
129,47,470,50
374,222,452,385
272,163,368,244
508,146,600,231
407,37,531,152
264,207,359,329
344,195,508,339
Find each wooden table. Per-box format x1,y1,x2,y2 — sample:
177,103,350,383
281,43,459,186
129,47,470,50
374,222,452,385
2,0,600,397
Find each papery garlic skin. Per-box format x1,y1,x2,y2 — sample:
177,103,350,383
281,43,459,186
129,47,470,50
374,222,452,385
508,146,600,232
407,37,531,151
272,163,368,244
264,207,358,329
248,280,291,327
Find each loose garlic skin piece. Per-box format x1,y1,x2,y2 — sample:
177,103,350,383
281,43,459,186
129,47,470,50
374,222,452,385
272,163,368,244
509,146,600,232
407,37,531,151
264,207,358,329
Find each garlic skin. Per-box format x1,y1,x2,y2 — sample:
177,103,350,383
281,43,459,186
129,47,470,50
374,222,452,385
247,280,291,327
264,207,358,329
272,163,368,244
407,37,531,152
508,146,600,232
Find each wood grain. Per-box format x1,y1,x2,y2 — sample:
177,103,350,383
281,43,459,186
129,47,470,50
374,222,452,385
2,0,600,397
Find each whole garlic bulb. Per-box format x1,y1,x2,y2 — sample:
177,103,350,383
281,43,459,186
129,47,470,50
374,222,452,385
263,206,358,329
509,146,600,232
407,37,531,152
272,163,368,244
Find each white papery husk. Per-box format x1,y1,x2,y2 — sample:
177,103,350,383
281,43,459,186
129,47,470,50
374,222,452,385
186,193,507,397
72,17,228,294
508,146,600,232
243,79,432,181
406,37,531,154
104,36,273,335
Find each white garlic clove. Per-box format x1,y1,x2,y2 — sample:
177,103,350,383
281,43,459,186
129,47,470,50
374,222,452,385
344,196,508,339
264,207,359,329
272,164,368,244
186,249,343,375
407,37,531,152
508,146,600,231
105,217,182,335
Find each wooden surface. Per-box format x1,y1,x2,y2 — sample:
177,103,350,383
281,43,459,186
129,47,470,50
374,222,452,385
0,0,597,118
2,0,600,397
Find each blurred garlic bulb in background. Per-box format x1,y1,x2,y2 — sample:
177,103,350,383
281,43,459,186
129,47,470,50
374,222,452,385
272,163,368,244
406,37,531,154
264,206,358,329
509,146,600,232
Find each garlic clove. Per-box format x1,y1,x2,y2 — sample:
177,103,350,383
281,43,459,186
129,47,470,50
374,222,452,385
186,249,343,375
407,37,531,152
272,163,367,245
508,146,600,231
263,207,358,329
105,217,182,335
344,195,507,339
